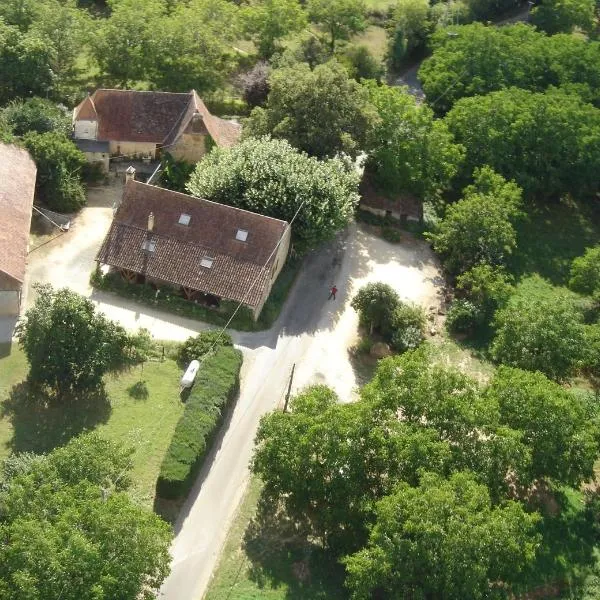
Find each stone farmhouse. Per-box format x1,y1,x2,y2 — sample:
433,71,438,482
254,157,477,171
0,144,36,317
72,89,241,172
96,173,290,320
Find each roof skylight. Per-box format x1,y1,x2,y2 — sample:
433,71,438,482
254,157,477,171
236,229,248,242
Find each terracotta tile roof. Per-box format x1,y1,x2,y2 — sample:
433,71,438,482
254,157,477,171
74,89,241,148
96,181,288,308
0,144,36,287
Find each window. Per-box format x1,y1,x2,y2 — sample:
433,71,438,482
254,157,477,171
142,238,157,252
178,213,191,226
236,229,248,242
200,257,214,268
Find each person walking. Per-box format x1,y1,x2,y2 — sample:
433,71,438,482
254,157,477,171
329,284,338,300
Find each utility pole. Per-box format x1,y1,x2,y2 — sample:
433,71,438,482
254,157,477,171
283,363,296,413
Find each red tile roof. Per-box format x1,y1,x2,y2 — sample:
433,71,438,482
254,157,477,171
0,144,36,287
74,89,241,148
96,181,288,308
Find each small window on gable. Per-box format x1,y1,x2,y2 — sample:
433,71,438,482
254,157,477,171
142,238,157,252
236,229,248,242
200,257,214,269
178,213,191,226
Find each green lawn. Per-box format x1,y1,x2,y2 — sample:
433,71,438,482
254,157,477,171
0,346,184,509
205,477,347,600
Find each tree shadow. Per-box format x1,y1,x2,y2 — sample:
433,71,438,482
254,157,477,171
127,380,149,400
242,493,347,599
1,381,112,454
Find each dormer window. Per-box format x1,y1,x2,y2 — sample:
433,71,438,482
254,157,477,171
142,238,157,252
236,229,248,242
200,257,214,268
178,213,191,226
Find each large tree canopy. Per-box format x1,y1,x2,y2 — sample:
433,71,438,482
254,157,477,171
428,166,522,275
16,285,150,395
530,0,596,35
0,433,172,600
307,0,367,52
244,61,377,158
187,136,360,251
419,24,600,114
364,82,463,201
444,87,600,200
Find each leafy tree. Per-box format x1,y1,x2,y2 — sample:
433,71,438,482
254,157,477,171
187,136,360,250
160,153,195,193
351,282,401,336
389,302,426,353
344,471,540,600
419,24,600,114
92,0,166,86
242,0,306,58
1,97,71,136
22,131,86,212
15,285,150,395
364,82,464,201
463,0,523,20
341,45,384,82
149,0,240,93
307,0,367,52
428,167,522,275
0,433,172,599
244,61,376,158
445,298,484,333
583,323,600,385
0,21,55,105
531,0,596,34
570,246,600,296
387,0,431,69
273,32,330,69
491,276,589,381
238,61,270,108
485,367,599,487
176,330,233,368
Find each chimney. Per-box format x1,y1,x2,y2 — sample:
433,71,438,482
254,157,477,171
125,165,136,183
147,212,155,232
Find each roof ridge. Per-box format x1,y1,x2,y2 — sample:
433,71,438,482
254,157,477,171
129,181,289,226
94,88,191,97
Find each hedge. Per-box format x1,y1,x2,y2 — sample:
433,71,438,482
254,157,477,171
156,345,243,500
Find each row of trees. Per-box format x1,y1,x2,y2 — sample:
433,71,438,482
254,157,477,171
252,348,600,598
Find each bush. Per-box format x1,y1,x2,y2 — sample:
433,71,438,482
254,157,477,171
570,246,600,297
446,299,483,334
342,45,384,82
351,282,401,336
382,226,402,243
177,331,233,368
390,302,426,352
156,346,243,500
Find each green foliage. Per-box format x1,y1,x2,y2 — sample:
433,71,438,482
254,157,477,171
242,0,306,58
0,98,71,136
22,131,86,212
380,225,401,243
491,275,589,381
486,367,599,488
341,45,384,82
238,62,270,108
428,167,522,275
530,0,596,34
307,0,367,52
387,0,431,69
389,302,426,352
15,285,149,395
156,346,242,500
160,153,195,193
446,298,483,333
344,471,540,600
187,136,360,251
364,82,464,200
570,246,600,296
176,330,233,369
445,87,600,200
420,24,600,115
245,61,377,159
351,282,400,335
0,433,172,599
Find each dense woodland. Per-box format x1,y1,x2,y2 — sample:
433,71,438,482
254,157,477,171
2,0,600,597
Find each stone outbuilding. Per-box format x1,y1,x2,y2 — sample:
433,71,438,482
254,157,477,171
96,177,290,320
359,177,423,223
72,89,241,170
0,144,37,316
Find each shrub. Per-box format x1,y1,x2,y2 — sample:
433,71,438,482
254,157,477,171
351,282,401,336
446,299,483,334
390,302,426,352
382,226,402,244
156,346,243,500
342,45,384,82
177,331,233,368
569,246,600,297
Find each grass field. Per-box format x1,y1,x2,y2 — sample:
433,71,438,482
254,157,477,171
351,25,388,61
0,345,184,508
